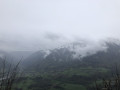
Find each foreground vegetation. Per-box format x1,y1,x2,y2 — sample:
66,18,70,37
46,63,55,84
0,60,119,90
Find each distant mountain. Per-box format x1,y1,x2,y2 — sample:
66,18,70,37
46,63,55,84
82,41,120,67
24,40,106,61
0,50,10,58
0,50,14,63
22,41,87,68
9,51,35,61
0,50,14,69
23,39,120,71
0,50,35,65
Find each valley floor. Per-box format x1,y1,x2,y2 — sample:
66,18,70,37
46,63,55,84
13,67,109,90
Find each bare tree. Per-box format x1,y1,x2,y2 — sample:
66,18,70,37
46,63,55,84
95,65,120,90
0,59,21,90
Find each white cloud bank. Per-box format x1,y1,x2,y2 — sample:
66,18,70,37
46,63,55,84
0,0,120,51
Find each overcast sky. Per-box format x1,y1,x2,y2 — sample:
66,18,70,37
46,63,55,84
0,0,120,51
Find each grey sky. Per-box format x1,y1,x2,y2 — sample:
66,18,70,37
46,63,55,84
0,0,120,51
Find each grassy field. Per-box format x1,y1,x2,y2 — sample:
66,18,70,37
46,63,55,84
12,67,110,90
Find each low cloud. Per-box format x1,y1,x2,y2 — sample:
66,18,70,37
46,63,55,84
0,0,120,51
45,32,61,41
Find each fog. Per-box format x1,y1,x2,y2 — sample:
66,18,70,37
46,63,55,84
0,0,120,51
